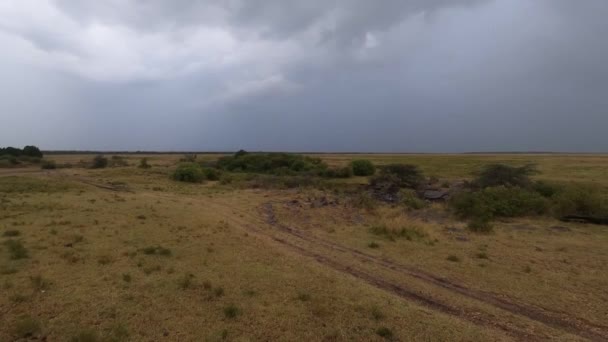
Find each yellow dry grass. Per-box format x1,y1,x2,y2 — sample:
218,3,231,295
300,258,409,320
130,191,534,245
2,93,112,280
1,153,607,341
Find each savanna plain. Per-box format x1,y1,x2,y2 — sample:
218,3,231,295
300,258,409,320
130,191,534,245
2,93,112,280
1,152,607,341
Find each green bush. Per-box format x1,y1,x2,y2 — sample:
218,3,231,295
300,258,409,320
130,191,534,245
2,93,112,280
474,164,537,189
533,181,558,198
551,185,608,217
351,160,376,176
172,163,204,183
91,155,108,169
450,186,547,220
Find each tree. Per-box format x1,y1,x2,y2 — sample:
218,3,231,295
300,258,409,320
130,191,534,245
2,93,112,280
22,146,43,158
474,164,538,189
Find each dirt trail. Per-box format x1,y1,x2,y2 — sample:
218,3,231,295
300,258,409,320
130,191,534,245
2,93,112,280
257,202,608,342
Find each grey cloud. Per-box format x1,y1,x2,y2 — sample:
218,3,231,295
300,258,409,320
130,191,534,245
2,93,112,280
0,0,607,152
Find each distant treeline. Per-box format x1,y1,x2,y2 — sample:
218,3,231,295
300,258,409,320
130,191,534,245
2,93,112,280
42,150,231,155
0,146,43,158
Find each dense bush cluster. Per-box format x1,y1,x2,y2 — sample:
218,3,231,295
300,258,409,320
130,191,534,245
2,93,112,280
451,186,547,220
450,163,608,231
217,152,328,175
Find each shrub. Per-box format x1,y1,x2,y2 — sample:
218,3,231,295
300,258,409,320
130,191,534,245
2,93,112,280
14,316,41,338
369,225,428,242
4,239,28,259
30,275,50,290
297,292,311,301
70,330,99,342
446,255,461,262
475,252,489,259
533,181,558,198
202,168,220,181
90,155,108,169
450,186,547,221
178,274,195,290
3,229,20,237
398,189,427,210
219,174,233,185
140,246,172,256
41,160,56,169
474,164,537,189
351,160,376,176
376,327,393,339
172,163,204,183
138,158,151,169
109,156,128,167
323,166,353,178
551,184,608,217
223,305,240,318
467,218,493,233
370,164,424,196
349,191,378,210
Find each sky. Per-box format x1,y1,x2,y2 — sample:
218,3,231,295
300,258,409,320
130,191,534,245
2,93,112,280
0,0,607,152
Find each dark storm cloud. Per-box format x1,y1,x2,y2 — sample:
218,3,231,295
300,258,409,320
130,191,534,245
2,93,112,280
0,0,607,152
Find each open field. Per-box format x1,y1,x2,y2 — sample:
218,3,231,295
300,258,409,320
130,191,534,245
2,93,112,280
1,154,608,341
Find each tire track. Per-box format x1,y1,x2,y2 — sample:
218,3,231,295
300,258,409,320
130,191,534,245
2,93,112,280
260,202,608,342
244,223,537,341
